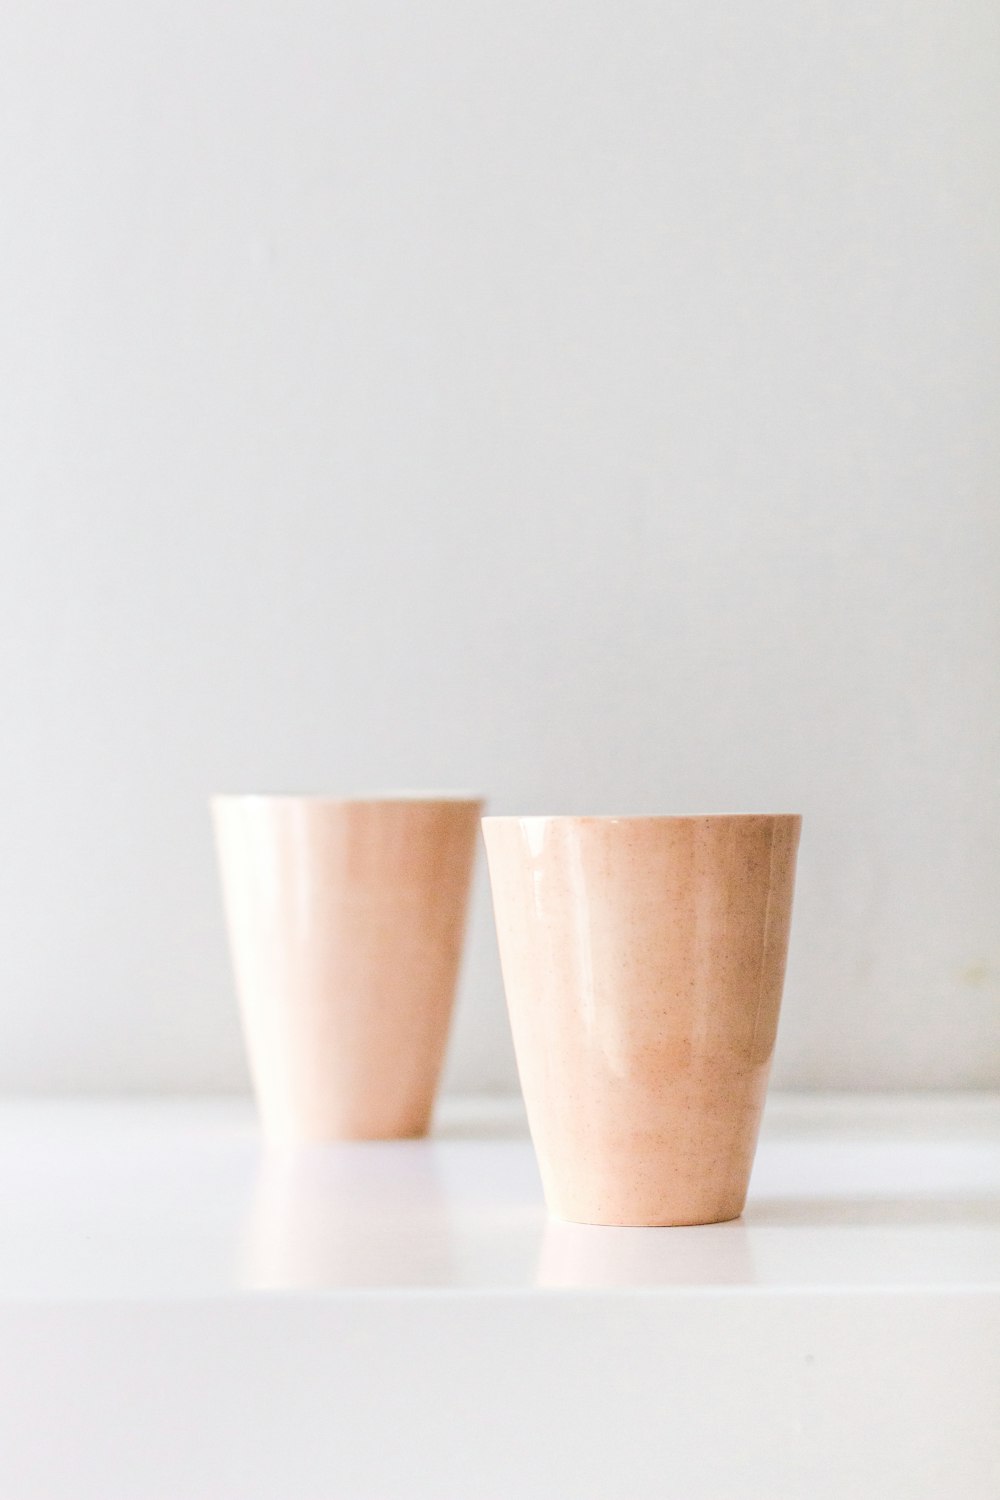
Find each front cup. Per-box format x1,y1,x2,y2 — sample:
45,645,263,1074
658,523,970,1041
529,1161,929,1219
213,794,482,1142
483,814,801,1226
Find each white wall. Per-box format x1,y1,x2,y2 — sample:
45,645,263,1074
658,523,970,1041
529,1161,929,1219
1,0,998,1094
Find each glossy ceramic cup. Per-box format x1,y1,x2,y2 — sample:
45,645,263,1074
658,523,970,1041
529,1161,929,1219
213,795,482,1142
483,814,801,1226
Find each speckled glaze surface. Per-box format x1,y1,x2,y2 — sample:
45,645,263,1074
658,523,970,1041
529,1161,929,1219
483,814,801,1226
213,796,482,1143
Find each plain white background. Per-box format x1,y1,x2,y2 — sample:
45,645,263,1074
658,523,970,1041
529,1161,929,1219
0,0,997,1094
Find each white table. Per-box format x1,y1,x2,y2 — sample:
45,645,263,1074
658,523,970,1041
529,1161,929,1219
1,1094,998,1499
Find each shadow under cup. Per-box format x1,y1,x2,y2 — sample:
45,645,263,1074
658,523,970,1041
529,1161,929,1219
213,794,482,1143
483,813,801,1227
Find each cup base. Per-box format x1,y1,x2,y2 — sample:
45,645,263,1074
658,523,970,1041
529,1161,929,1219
542,1194,746,1230
258,1116,434,1146
546,1205,746,1229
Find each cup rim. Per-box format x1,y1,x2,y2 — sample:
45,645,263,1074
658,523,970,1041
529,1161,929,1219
212,791,485,807
481,812,801,825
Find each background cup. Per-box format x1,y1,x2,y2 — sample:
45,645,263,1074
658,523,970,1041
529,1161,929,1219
213,794,482,1142
483,813,801,1226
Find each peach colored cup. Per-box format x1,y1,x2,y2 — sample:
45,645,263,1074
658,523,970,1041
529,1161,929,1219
483,813,801,1227
213,794,482,1142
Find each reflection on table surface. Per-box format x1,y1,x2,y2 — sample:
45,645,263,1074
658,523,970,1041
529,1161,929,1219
242,1143,457,1288
536,1218,759,1288
239,1127,1000,1292
0,1098,997,1297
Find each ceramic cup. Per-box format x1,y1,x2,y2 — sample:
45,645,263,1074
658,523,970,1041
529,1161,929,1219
482,814,801,1226
213,794,482,1142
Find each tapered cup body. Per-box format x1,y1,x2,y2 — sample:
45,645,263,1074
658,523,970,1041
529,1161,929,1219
213,796,482,1142
483,814,801,1226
